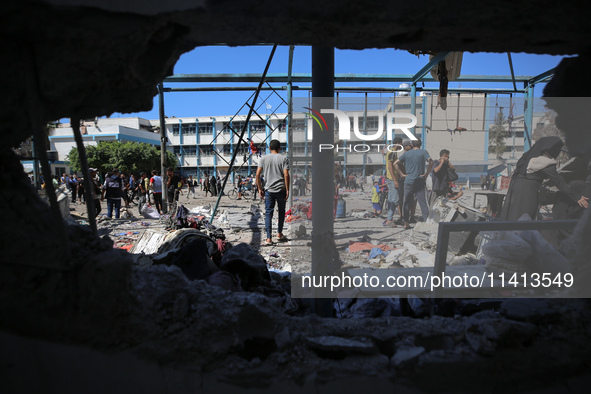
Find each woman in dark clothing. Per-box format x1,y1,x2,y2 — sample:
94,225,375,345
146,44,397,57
500,137,589,221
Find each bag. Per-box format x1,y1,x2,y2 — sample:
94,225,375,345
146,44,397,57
447,168,459,182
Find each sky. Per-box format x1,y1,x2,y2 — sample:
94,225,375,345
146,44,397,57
112,46,568,121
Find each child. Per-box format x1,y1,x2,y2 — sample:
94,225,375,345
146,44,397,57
371,181,381,215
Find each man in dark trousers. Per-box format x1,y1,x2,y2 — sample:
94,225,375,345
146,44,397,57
166,167,183,212
395,138,434,230
430,149,456,206
256,139,290,245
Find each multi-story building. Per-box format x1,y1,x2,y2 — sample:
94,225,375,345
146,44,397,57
39,93,547,184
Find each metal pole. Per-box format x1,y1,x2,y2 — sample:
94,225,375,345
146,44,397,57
311,46,335,315
210,45,278,221
524,85,534,151
71,118,97,235
411,83,417,137
287,45,294,209
363,92,367,177
158,83,168,212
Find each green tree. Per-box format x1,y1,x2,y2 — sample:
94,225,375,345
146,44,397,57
489,109,507,159
67,141,177,174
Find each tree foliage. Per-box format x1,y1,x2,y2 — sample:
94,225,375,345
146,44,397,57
488,109,507,159
66,141,177,174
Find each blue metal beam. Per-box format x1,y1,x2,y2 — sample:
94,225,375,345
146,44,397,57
412,52,451,83
164,73,533,84
527,67,556,86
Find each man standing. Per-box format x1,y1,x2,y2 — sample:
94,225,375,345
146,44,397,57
88,168,101,217
166,167,182,212
430,149,455,205
256,139,290,245
138,172,148,215
150,170,163,214
101,168,125,219
395,138,434,230
209,173,217,197
187,175,196,200
383,137,403,226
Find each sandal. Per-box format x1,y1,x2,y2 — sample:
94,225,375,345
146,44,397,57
277,234,289,242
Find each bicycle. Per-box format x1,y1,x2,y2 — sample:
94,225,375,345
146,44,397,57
227,186,251,200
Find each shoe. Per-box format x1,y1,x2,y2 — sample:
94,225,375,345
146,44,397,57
277,234,288,242
404,223,411,230
264,239,274,246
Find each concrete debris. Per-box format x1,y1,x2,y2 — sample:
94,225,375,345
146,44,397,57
391,346,426,368
306,336,378,355
220,243,271,290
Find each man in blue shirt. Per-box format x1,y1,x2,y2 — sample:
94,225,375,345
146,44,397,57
395,138,434,229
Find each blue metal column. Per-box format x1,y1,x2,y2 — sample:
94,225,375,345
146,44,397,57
196,119,201,177
212,117,216,176
484,94,490,161
421,95,427,144
304,119,309,177
265,116,270,154
179,119,184,174
362,92,367,177
411,84,417,138
524,85,534,151
248,120,252,175
230,120,234,184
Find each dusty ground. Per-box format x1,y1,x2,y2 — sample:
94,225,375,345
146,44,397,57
68,183,488,276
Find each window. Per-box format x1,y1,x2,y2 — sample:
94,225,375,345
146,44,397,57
356,116,380,130
514,131,524,138
173,146,181,155
393,103,422,110
182,147,197,156
225,122,244,134
292,119,306,131
250,121,266,132
199,123,213,134
536,122,545,128
291,142,307,155
199,145,214,156
172,123,196,135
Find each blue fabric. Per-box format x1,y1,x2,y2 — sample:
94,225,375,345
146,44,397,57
399,149,431,184
386,178,399,221
368,247,389,259
264,189,287,240
403,178,429,223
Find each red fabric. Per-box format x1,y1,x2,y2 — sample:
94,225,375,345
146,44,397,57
348,241,393,253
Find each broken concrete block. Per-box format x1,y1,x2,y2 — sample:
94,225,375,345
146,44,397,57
307,336,378,355
499,299,559,323
391,346,426,367
220,243,270,290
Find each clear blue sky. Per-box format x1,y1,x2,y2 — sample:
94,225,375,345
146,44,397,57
114,46,567,120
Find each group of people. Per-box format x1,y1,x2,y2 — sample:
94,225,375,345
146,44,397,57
372,138,463,230
480,174,497,191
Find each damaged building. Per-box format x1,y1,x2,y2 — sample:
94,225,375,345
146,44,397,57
2,0,591,393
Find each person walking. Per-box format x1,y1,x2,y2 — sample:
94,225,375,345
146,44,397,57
383,138,402,226
256,139,290,245
149,170,163,214
166,168,183,212
209,173,218,197
395,138,434,230
137,172,148,215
